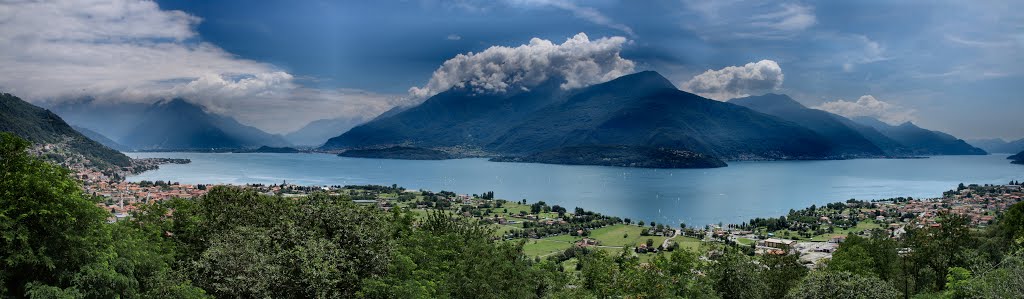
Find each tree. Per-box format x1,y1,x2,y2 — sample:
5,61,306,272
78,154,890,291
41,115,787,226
1,132,109,294
146,187,396,298
709,250,767,299
361,211,555,298
762,253,808,298
828,243,876,277
786,271,899,299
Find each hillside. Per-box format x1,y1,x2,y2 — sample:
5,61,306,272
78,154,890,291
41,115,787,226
852,117,986,155
326,71,838,163
729,94,885,157
119,99,289,150
0,93,132,170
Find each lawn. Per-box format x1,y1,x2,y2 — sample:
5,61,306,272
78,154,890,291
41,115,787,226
543,224,670,248
673,236,703,251
491,224,523,237
521,239,574,257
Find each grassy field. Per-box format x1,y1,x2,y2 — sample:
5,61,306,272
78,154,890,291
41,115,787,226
544,224,671,248
673,236,703,251
521,239,574,257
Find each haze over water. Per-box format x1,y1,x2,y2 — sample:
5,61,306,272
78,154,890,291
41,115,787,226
128,153,1023,226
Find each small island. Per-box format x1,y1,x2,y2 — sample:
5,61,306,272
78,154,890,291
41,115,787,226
240,146,303,153
491,145,727,168
339,146,454,160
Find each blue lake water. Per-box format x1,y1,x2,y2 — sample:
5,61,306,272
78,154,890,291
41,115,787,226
127,152,1023,227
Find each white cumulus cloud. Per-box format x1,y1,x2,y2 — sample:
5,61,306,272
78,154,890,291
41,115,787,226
814,95,915,124
409,33,635,99
680,60,784,101
0,0,403,133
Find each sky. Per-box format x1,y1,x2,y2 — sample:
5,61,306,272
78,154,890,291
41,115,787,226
0,0,1021,139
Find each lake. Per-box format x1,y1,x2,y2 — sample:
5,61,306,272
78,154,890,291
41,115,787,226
126,152,1023,227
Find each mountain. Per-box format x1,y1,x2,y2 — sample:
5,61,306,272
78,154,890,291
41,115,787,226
1010,150,1024,164
0,93,132,170
284,116,371,146
729,94,886,157
324,77,567,150
968,138,1024,154
487,73,833,159
852,117,986,155
48,99,150,142
325,71,838,162
73,125,126,151
119,99,289,150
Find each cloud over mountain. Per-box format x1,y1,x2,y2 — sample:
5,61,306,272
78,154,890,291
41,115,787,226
681,60,784,101
409,33,635,99
0,0,402,133
814,95,915,124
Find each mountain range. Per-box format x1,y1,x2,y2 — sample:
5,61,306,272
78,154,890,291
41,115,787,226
850,117,986,155
0,93,132,170
72,125,127,151
322,71,985,167
968,138,1024,154
730,94,986,156
284,116,372,147
729,94,886,157
52,99,289,151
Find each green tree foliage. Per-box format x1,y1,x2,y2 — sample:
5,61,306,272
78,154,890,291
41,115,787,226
573,248,717,299
786,271,900,299
949,254,1024,298
360,211,555,298
708,250,767,299
761,253,808,298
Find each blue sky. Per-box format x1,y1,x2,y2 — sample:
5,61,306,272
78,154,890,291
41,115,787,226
1,0,1020,138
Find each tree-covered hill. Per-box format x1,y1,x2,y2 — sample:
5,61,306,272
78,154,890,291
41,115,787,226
0,93,132,170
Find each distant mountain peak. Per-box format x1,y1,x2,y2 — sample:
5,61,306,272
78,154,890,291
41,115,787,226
118,97,289,150
602,70,676,91
898,121,918,128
